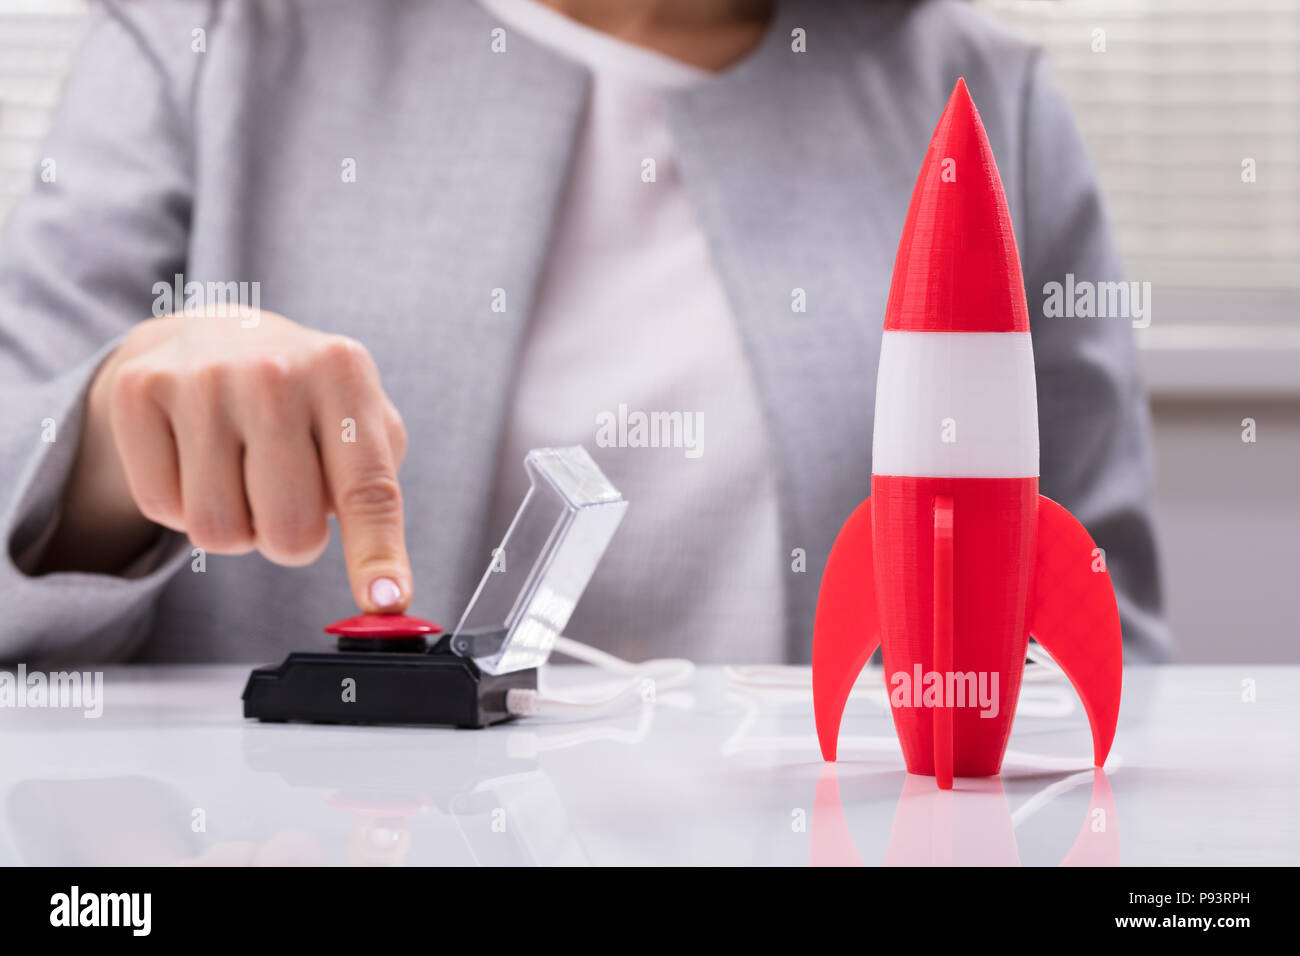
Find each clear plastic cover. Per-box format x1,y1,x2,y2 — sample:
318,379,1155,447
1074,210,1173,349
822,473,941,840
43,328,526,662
451,447,628,675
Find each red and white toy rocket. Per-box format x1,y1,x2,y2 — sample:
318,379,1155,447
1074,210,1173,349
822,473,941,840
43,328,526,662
812,79,1123,790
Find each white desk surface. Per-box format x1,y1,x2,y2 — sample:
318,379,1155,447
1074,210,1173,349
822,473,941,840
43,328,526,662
0,664,1295,866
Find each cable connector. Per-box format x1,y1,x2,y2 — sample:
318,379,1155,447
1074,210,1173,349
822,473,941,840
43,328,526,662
502,637,696,720
506,687,541,716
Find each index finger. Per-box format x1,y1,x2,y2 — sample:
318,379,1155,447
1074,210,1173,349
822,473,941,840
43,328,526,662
312,340,412,613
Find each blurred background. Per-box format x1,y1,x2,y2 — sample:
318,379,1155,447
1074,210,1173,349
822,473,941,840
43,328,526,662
1,0,1296,662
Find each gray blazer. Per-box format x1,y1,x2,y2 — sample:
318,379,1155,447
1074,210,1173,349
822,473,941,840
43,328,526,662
0,0,1169,664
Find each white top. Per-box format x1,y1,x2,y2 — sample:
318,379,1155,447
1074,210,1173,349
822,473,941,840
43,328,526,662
479,0,786,663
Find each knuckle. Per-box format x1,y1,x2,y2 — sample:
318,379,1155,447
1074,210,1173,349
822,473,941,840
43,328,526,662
258,514,330,566
185,508,253,554
317,336,375,378
247,354,294,388
337,470,403,518
185,360,230,397
112,360,167,409
243,355,299,418
388,415,408,462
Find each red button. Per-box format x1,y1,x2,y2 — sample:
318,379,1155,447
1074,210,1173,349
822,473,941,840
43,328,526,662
324,614,442,639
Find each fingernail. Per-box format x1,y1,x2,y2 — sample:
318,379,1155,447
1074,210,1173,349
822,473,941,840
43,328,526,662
368,577,402,609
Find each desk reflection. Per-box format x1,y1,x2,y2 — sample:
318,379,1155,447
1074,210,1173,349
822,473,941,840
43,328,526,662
811,765,1119,866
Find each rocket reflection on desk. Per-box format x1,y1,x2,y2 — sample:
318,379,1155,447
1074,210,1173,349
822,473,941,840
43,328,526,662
812,79,1123,790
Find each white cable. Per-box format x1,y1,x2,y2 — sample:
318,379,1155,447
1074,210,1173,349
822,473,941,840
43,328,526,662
505,636,696,719
506,636,1065,723
721,644,1102,764
1024,639,1063,677
724,641,1066,695
723,641,1074,718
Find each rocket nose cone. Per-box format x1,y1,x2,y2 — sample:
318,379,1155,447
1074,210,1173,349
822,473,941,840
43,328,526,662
951,75,973,107
883,78,1030,333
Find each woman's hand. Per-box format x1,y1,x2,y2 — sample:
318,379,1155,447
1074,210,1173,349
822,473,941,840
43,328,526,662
43,309,412,614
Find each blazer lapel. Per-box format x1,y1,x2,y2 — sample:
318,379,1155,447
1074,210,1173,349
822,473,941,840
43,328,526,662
356,0,592,608
666,1,915,659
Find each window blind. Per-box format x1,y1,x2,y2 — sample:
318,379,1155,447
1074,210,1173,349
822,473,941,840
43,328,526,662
0,0,88,227
983,0,1300,337
2,0,1296,357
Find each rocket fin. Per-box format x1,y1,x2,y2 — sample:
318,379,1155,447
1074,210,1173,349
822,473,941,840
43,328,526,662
932,495,954,790
1029,496,1123,767
813,497,881,762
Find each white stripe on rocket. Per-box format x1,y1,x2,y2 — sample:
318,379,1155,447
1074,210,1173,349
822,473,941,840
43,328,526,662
872,331,1040,478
